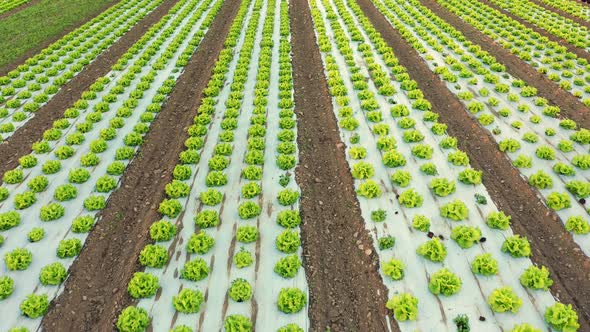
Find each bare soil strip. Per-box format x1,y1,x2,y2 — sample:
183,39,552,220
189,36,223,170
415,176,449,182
0,0,41,20
529,0,590,29
0,0,119,76
290,0,393,331
478,0,590,63
420,0,590,130
0,0,179,182
40,0,242,330
356,0,590,328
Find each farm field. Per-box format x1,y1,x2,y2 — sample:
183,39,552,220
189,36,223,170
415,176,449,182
0,0,589,331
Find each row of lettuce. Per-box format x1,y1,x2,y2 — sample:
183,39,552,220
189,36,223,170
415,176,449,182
310,0,580,330
0,0,29,14
115,0,307,330
0,0,226,330
0,0,165,141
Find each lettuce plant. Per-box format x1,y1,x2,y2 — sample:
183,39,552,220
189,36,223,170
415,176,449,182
502,235,531,258
417,238,446,262
399,189,423,208
535,146,555,160
513,155,532,169
451,226,482,249
95,176,117,193
14,190,37,210
72,215,94,233
276,230,300,254
224,315,252,332
242,166,262,180
117,306,149,332
440,200,468,221
84,195,106,211
277,189,299,206
165,180,190,199
149,221,177,242
237,226,258,243
42,160,61,175
382,150,406,168
440,137,457,149
238,201,262,219
488,287,522,313
371,209,387,222
544,303,580,332
448,151,469,166
428,268,462,296
20,294,49,318
69,168,91,184
277,154,296,170
351,162,374,179
486,211,511,230
28,227,45,242
278,324,303,332
187,231,215,254
275,254,301,278
403,129,424,143
194,210,220,228
546,192,571,211
39,262,67,285
411,144,433,159
528,171,553,189
357,180,382,198
565,216,590,235
572,155,590,170
19,155,37,168
276,210,301,228
54,184,78,201
499,139,521,153
173,165,192,180
391,170,411,187
200,189,223,206
127,272,159,299
377,136,396,151
0,276,14,300
57,238,82,258
520,265,553,291
172,288,205,314
379,236,395,250
420,163,437,175
229,278,252,302
240,182,261,199
0,187,8,201
277,288,307,314
0,211,21,231
349,146,367,159
382,258,405,281
471,253,499,276
429,178,456,197
386,293,418,321
139,244,168,268
412,215,430,232
181,258,209,282
107,162,126,176
3,169,24,184
565,180,590,198
234,248,253,269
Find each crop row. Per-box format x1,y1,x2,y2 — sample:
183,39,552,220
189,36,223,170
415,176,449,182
114,0,308,330
0,0,165,141
0,0,28,14
538,0,590,22
310,0,580,330
487,0,590,52
0,0,225,329
436,0,590,104
371,0,590,257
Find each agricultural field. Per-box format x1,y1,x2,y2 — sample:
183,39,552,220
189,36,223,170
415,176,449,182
0,0,589,331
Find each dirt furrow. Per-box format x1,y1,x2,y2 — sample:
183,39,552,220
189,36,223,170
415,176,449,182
290,0,392,331
478,0,590,63
356,0,590,328
529,0,590,29
40,0,242,329
0,0,180,181
420,0,590,130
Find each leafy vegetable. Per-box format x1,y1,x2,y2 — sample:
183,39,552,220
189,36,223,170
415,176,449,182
428,268,462,296
386,293,418,321
173,288,204,313
502,235,531,258
520,265,553,291
488,287,522,313
116,306,149,332
39,262,67,285
187,231,215,254
274,254,301,278
486,211,511,230
4,248,32,270
139,245,168,268
471,253,499,276
451,226,482,249
544,303,580,332
20,294,49,318
128,272,159,298
277,288,307,314
181,258,209,282
228,278,252,302
440,200,468,221
417,238,447,262
382,258,405,280
224,315,252,332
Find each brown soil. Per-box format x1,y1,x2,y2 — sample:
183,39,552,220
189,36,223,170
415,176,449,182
0,0,120,76
356,0,590,328
0,0,41,20
290,0,393,331
420,0,590,130
0,0,180,183
529,0,590,30
479,0,590,63
41,0,241,329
